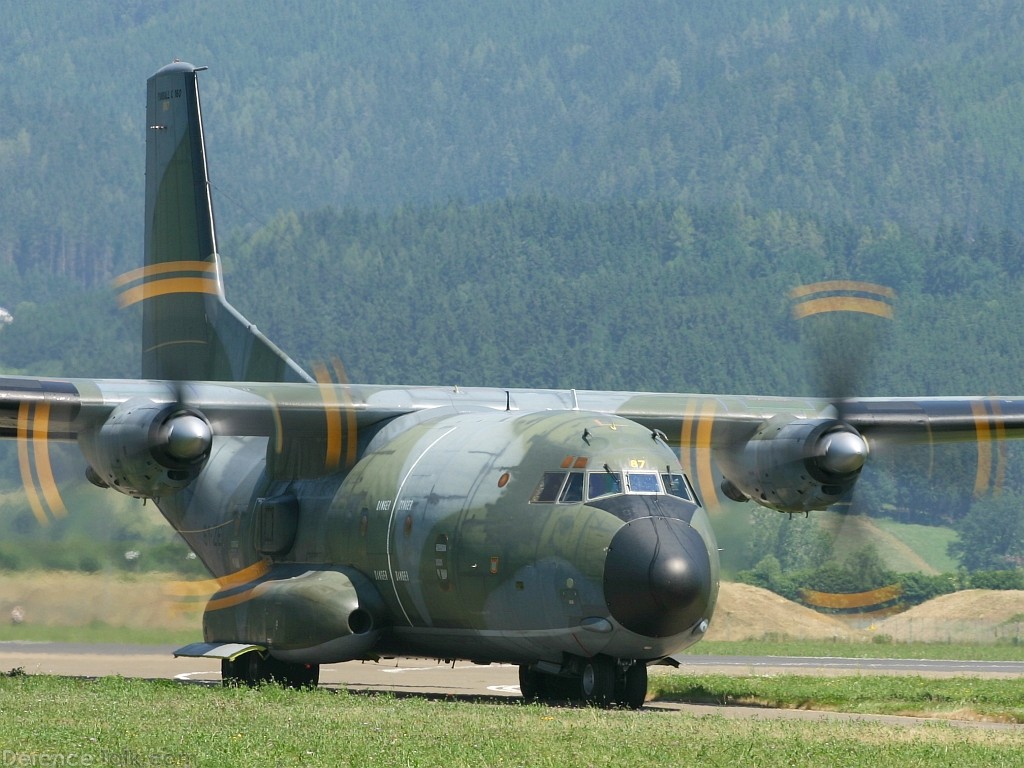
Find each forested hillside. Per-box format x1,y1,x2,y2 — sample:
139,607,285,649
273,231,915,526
3,2,1024,284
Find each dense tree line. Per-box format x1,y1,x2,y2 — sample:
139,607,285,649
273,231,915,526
215,199,1024,399
4,3,1024,283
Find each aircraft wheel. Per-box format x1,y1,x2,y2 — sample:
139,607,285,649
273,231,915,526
283,662,320,689
260,656,320,689
220,657,240,687
580,656,615,706
239,651,268,686
615,662,648,709
220,651,268,686
519,665,544,702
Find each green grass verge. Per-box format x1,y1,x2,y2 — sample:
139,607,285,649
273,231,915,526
1,675,1023,767
682,639,1024,661
871,518,960,573
650,672,1024,723
0,622,197,646
815,511,959,574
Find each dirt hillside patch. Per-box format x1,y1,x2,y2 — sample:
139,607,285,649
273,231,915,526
876,589,1024,643
706,582,868,642
0,571,202,631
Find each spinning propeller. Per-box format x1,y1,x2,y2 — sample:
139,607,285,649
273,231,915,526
783,280,900,609
790,280,896,483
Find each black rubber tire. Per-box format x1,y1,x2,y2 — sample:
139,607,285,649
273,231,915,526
580,656,616,706
240,651,267,686
519,665,542,702
285,663,320,689
220,657,239,687
616,662,648,709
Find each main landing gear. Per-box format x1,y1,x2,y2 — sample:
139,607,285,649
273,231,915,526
222,651,320,689
519,655,648,709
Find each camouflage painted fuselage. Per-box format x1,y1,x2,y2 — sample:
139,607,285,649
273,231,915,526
158,407,719,667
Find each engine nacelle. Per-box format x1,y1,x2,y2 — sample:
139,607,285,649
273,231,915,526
718,415,868,513
79,398,212,498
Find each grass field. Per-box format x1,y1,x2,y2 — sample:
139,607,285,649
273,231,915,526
683,639,1024,661
650,672,1024,722
871,518,960,573
815,512,959,573
1,675,1023,767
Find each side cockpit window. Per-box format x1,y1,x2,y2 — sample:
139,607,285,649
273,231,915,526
531,471,587,503
531,472,567,503
661,472,697,504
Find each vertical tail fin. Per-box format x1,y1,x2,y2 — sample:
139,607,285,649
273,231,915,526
125,61,311,384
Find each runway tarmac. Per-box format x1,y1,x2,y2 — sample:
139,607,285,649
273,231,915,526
1,642,1022,730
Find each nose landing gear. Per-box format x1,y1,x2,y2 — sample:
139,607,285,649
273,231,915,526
519,655,648,709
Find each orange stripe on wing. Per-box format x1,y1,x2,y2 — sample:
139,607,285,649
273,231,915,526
678,398,697,478
164,560,271,599
696,401,719,511
789,281,896,300
314,362,343,471
205,587,262,612
331,356,359,469
790,281,896,320
801,583,903,610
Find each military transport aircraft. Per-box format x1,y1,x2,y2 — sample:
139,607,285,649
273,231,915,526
2,61,1023,708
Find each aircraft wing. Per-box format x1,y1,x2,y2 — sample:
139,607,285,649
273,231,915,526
592,391,1024,447
582,390,1024,511
4,374,1024,512
12,375,1024,444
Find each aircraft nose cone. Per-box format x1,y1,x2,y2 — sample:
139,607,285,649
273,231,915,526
604,516,712,638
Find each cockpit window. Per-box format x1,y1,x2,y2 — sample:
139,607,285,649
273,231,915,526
661,473,693,502
559,472,585,503
531,472,566,503
587,471,622,500
626,472,661,494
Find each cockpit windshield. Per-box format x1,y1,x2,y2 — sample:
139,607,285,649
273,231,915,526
625,472,660,493
529,468,697,504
